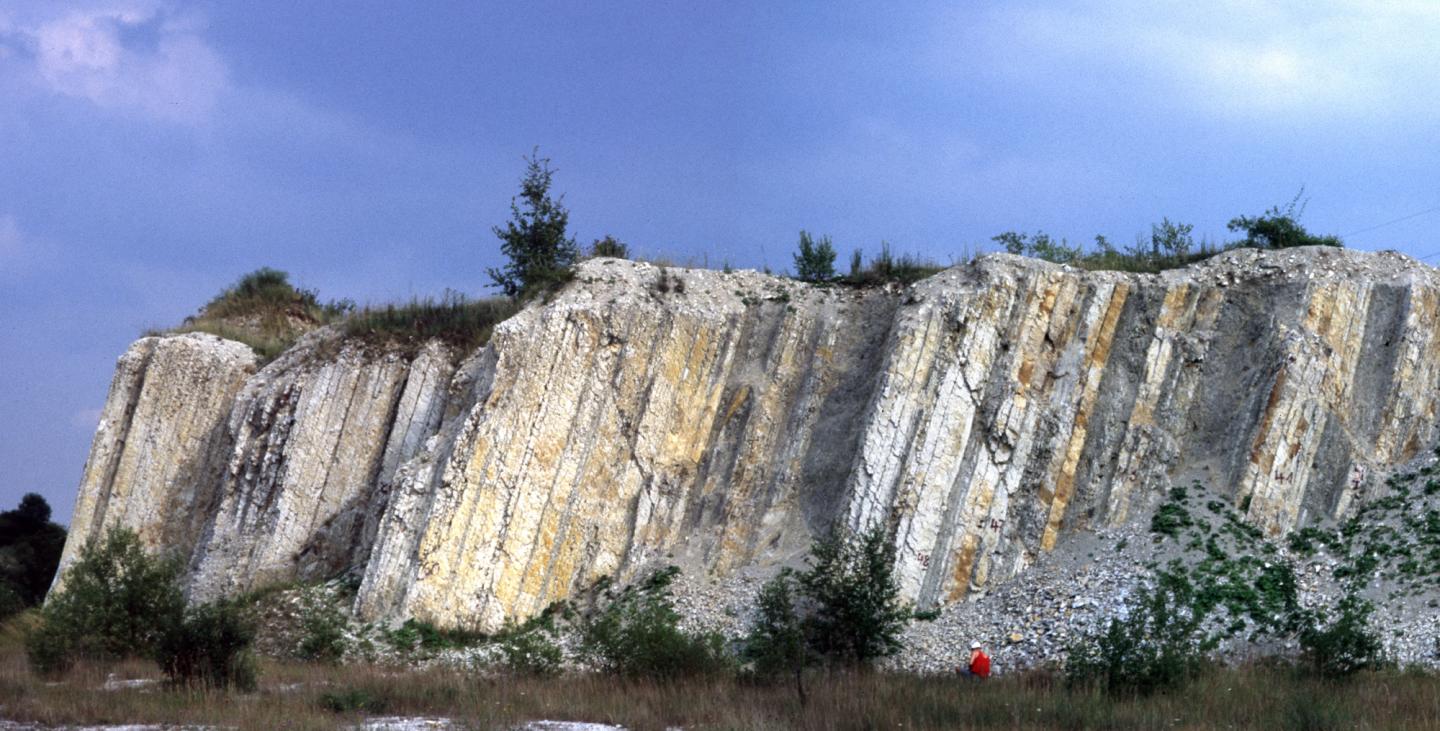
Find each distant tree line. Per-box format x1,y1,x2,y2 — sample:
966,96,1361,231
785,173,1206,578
0,493,66,621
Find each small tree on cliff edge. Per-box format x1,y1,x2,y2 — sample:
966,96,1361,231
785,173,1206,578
793,230,837,282
488,149,580,299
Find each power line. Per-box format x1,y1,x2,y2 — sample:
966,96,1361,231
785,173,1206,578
1343,204,1440,238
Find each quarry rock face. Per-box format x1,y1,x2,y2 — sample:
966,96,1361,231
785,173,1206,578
56,248,1440,630
187,338,457,600
56,333,257,589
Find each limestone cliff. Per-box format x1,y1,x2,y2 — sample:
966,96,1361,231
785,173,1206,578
57,248,1440,630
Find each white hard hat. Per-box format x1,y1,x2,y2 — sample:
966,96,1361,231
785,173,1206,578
970,641,982,650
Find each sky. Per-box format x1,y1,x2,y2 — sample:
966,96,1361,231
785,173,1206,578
2,1,1439,525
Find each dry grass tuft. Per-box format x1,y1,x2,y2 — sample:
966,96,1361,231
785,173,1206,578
341,293,519,360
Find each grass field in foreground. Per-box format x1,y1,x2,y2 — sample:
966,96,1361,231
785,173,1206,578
1,633,1437,730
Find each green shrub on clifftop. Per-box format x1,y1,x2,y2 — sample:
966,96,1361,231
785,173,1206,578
162,267,352,361
1227,189,1343,249
793,230,838,282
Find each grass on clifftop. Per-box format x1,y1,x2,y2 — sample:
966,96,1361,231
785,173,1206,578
154,268,353,362
152,270,519,364
342,291,518,357
842,242,951,286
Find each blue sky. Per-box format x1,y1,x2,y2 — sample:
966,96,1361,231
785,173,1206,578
3,1,1439,524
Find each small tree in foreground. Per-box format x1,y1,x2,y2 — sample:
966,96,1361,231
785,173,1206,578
27,528,185,675
1299,595,1383,679
742,524,912,702
488,149,580,299
743,569,808,702
25,527,256,689
793,230,837,282
798,525,911,666
1065,575,1212,697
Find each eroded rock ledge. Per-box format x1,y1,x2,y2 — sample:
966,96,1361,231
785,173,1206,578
56,247,1440,631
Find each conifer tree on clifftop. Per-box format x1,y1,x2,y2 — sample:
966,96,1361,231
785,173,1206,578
488,148,580,299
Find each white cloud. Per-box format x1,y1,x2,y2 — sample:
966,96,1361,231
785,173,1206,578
941,0,1440,123
2,1,227,124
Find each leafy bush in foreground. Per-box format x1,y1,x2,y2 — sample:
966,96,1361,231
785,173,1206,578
26,528,185,675
154,599,258,690
1065,577,1212,697
799,525,912,666
1299,595,1384,679
23,527,255,688
743,569,807,679
582,566,731,679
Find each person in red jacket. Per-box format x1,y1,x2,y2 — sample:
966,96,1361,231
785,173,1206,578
958,640,991,678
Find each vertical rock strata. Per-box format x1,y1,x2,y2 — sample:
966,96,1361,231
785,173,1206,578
57,249,1440,629
188,340,455,599
56,334,256,588
356,265,897,629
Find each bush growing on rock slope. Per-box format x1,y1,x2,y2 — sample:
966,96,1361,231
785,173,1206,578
1067,477,1396,694
1299,595,1384,679
1064,575,1213,696
582,566,730,679
799,525,913,667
